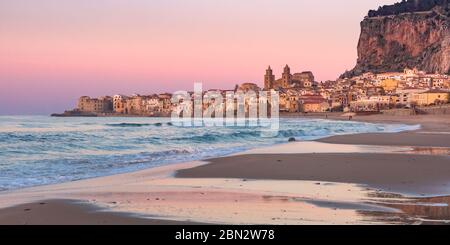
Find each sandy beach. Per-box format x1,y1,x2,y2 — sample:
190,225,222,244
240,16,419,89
176,153,450,195
0,199,206,225
1,114,449,225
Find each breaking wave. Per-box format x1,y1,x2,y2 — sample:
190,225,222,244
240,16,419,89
0,116,420,191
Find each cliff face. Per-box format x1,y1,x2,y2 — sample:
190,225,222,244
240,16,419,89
344,5,450,77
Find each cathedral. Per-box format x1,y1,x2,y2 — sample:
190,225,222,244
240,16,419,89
264,65,315,90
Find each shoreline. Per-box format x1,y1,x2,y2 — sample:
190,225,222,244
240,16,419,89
0,115,420,192
0,114,449,224
0,199,208,225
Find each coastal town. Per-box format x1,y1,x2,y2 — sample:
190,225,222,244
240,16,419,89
58,66,450,117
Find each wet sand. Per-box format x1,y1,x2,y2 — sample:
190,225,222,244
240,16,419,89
317,132,450,147
0,160,398,225
173,114,450,223
0,113,449,224
176,153,450,196
361,193,450,225
0,199,205,225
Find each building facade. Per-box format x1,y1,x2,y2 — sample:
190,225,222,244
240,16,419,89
77,96,113,113
264,65,315,90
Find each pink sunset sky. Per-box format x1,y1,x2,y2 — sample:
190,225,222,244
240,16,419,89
0,0,399,115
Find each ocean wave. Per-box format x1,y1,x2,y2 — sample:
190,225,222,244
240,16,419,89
137,149,192,158
0,132,93,143
106,123,155,127
171,130,262,143
383,124,421,133
169,128,315,143
0,116,420,191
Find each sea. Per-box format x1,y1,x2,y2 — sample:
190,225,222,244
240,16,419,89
0,116,420,191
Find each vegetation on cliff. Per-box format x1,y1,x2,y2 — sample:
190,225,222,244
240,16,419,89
368,0,449,17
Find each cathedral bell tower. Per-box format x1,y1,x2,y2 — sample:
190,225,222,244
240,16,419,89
264,66,275,90
282,64,292,88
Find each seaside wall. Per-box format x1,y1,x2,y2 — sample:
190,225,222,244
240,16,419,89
382,104,450,115
381,109,416,116
416,104,450,114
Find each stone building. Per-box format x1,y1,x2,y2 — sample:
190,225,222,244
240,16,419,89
146,95,163,114
77,96,113,113
113,95,128,114
264,66,275,90
158,93,173,114
412,90,450,106
264,65,315,90
292,71,314,88
298,95,330,112
124,95,152,115
238,83,261,92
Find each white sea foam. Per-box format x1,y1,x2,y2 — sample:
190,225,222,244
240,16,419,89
0,116,420,190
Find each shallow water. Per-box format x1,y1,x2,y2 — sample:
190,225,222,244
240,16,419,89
361,193,450,224
0,116,419,191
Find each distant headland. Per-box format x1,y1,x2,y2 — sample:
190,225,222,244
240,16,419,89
343,0,449,78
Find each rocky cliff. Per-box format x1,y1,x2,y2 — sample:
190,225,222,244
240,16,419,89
343,1,450,78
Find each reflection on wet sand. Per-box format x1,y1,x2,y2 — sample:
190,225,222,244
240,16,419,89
359,146,450,224
400,147,450,156
361,192,450,225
